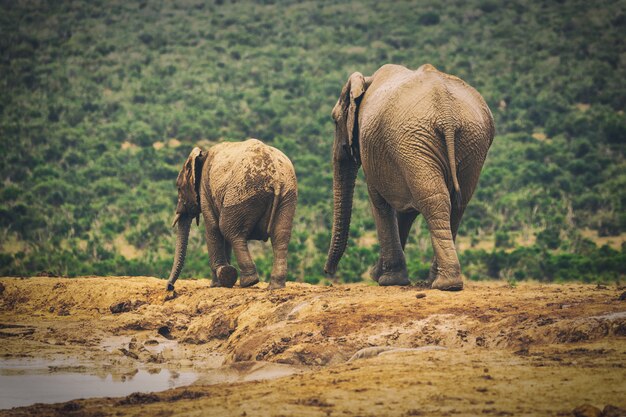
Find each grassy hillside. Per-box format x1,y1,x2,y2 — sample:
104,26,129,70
1,0,624,283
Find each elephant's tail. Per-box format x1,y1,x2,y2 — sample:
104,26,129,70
267,183,282,236
444,126,462,211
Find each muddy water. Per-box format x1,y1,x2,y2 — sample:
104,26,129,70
0,360,304,410
0,360,198,409
0,342,304,410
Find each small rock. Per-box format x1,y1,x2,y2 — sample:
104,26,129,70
110,301,132,314
415,293,426,299
179,359,193,367
618,291,626,301
119,348,139,360
572,404,602,417
144,339,159,346
158,326,174,340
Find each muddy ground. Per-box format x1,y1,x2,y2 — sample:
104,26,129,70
0,276,625,416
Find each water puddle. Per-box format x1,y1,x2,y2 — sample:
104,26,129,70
1,339,304,410
0,360,197,410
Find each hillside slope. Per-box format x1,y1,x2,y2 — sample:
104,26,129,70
0,0,624,281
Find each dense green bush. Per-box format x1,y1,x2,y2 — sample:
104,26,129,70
0,0,624,283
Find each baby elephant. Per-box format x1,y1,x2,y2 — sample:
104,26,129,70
166,139,298,291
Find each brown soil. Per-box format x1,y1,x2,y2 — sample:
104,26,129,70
1,277,625,416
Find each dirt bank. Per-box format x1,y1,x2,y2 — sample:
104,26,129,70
1,277,625,416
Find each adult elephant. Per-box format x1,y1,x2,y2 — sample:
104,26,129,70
324,64,495,291
167,139,298,291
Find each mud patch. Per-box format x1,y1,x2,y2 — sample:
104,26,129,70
1,277,625,416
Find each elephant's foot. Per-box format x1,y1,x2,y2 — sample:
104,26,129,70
268,276,286,290
378,270,410,286
430,261,463,291
369,259,382,282
164,290,177,301
240,273,259,288
217,265,238,288
431,275,463,291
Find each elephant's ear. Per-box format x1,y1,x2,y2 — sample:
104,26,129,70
337,72,367,162
176,147,206,216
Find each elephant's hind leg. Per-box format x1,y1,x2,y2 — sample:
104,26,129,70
417,190,463,291
368,187,410,286
230,238,259,287
268,198,296,290
201,202,237,288
220,199,269,288
425,163,479,287
427,205,466,285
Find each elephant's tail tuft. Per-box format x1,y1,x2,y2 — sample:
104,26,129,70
267,183,282,235
444,126,462,211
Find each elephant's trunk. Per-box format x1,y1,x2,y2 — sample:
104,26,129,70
324,156,358,276
166,213,193,291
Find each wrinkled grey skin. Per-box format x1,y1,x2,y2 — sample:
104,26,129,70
167,139,298,291
324,64,495,291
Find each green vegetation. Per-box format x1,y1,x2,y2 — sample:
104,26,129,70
1,0,624,283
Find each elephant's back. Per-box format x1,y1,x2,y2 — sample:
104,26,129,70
359,65,494,209
209,139,296,208
360,65,494,160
